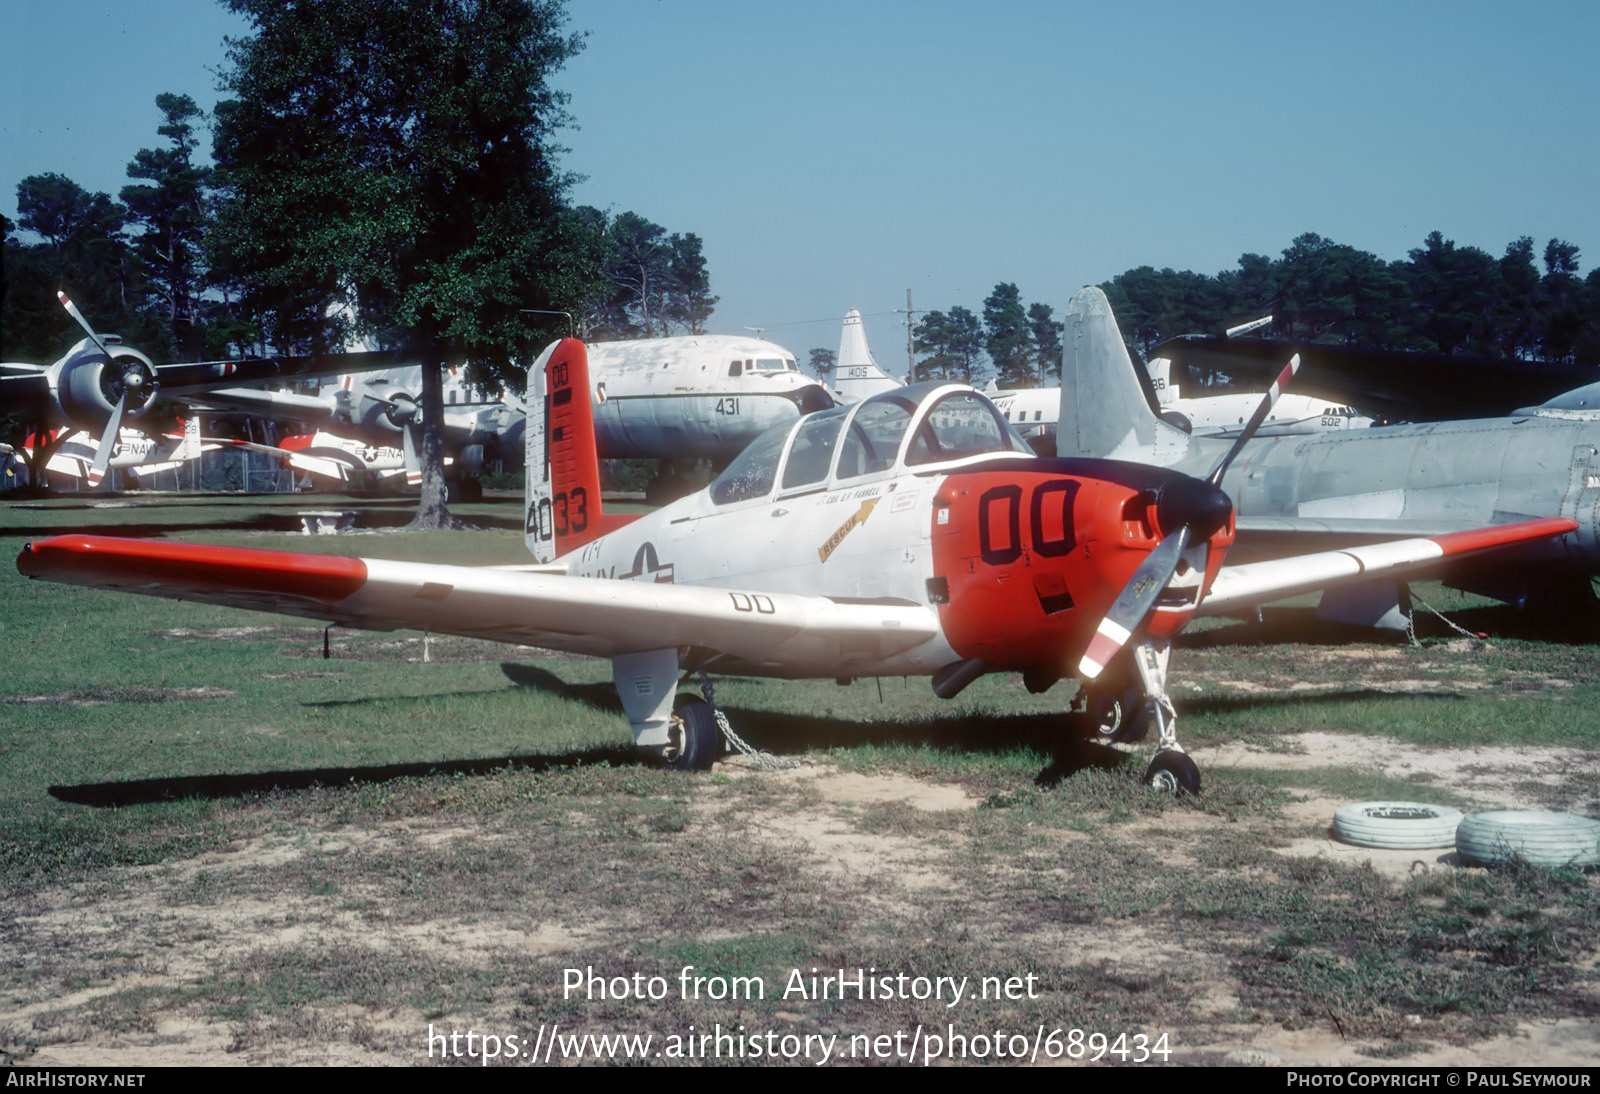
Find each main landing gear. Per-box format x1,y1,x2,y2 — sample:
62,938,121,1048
664,696,720,771
1080,640,1200,796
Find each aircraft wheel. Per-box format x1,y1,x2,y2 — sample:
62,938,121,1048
1145,750,1201,797
664,697,720,772
1087,691,1122,740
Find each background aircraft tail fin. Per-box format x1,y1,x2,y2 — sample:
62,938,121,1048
525,338,636,563
1058,286,1191,465
832,309,902,400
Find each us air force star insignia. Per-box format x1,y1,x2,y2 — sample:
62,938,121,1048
818,498,880,562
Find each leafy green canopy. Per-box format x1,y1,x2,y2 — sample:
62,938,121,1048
209,0,589,390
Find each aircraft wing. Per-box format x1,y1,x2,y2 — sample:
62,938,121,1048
16,536,940,666
1200,518,1577,614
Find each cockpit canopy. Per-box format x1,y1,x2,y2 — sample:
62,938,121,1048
710,382,1033,505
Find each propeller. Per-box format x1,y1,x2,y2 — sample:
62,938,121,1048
1077,354,1301,681
401,419,422,486
358,389,423,486
59,292,143,490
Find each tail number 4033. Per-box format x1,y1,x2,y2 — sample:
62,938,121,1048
527,486,589,541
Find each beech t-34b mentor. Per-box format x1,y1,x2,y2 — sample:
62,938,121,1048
17,292,1577,793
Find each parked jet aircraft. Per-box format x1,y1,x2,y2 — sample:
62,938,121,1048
1058,287,1600,625
19,323,1571,792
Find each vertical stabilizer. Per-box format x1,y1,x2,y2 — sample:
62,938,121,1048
1146,356,1178,406
525,338,637,563
832,309,902,401
1058,287,1190,465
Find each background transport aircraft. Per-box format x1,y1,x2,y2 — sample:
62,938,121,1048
1058,288,1600,628
18,320,1572,794
193,333,832,499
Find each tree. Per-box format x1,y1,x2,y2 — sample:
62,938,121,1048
806,347,836,380
1498,236,1540,359
1027,301,1061,382
915,306,984,382
604,211,671,336
983,282,1032,386
1399,231,1498,354
1538,239,1584,363
664,232,717,334
6,175,159,362
210,0,587,528
122,93,212,355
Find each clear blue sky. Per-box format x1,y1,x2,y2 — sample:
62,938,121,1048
6,0,1598,365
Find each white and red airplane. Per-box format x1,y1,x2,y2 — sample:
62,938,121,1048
16,288,1575,792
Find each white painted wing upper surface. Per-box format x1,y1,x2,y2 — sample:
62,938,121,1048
17,536,940,672
1198,518,1576,614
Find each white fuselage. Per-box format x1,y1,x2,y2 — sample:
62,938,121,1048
993,383,1372,439
586,336,826,461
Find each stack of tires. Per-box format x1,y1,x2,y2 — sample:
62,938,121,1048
1331,801,1600,868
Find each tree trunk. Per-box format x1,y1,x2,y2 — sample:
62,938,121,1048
404,349,472,531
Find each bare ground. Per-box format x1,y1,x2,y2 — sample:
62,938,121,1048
3,732,1597,1067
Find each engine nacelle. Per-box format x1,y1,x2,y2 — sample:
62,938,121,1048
353,388,418,438
53,339,160,431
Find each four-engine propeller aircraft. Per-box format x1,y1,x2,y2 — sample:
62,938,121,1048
17,289,1576,793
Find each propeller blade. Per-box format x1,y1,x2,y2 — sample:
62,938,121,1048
1078,526,1190,681
58,292,119,362
401,422,422,487
1207,353,1301,486
85,391,128,490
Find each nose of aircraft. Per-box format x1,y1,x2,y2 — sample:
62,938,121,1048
1154,474,1233,542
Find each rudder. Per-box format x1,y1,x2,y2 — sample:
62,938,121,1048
524,338,636,563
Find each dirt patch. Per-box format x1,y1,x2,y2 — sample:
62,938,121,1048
3,746,1596,1067
1206,731,1600,810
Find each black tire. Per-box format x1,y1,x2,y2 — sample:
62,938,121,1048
664,697,720,772
1145,750,1201,796
1087,691,1122,740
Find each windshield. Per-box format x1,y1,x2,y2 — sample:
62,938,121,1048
781,408,848,490
709,424,791,505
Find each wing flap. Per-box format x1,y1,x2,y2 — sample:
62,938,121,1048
18,535,940,664
1201,517,1578,614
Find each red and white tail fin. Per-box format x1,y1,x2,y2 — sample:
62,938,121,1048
525,338,637,563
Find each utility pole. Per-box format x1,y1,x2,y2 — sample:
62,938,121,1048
894,289,921,384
